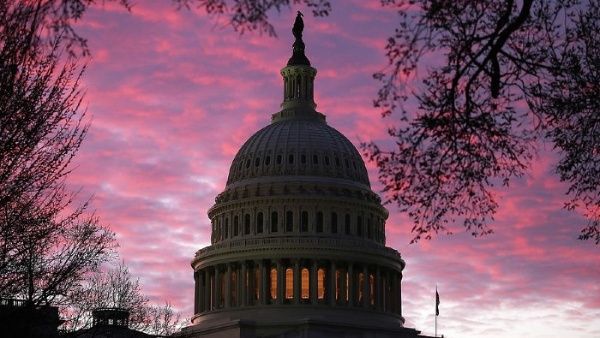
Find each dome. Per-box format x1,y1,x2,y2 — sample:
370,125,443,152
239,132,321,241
226,117,370,187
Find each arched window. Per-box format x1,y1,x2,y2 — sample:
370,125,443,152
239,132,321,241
317,268,326,300
301,268,309,300
301,211,308,232
313,154,318,164
255,158,260,167
288,154,294,164
257,212,264,234
265,156,271,165
345,214,351,235
245,214,251,235
234,216,239,236
331,212,338,233
270,267,278,301
357,216,363,236
277,154,282,165
316,212,323,233
271,212,278,232
286,211,293,232
285,268,294,300
301,154,306,164
224,218,229,239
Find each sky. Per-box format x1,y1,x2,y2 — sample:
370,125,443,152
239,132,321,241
66,1,600,337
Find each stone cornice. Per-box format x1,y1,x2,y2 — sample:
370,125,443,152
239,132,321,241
192,236,405,270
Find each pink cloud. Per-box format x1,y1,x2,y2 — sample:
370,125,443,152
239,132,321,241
62,2,600,337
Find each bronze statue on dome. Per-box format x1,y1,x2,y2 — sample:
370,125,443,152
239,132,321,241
293,11,304,41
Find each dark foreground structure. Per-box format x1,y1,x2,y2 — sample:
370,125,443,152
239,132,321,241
0,298,63,338
68,307,156,338
178,14,432,338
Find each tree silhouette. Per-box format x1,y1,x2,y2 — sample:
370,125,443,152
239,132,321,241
362,0,600,244
0,0,332,329
0,1,114,306
65,261,183,335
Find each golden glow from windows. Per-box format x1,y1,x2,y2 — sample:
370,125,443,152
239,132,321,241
285,268,294,299
301,268,309,299
270,267,277,300
317,268,325,300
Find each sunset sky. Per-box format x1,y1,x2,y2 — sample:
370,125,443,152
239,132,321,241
67,1,600,337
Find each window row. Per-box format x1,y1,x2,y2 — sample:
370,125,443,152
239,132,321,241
228,151,367,183
210,210,385,244
194,260,402,315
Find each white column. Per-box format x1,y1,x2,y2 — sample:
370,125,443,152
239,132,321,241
276,260,283,304
348,263,354,307
329,260,336,306
198,271,205,313
225,264,232,308
241,262,247,307
310,260,318,304
215,266,221,309
363,265,369,308
376,266,382,311
260,260,268,305
204,269,211,311
293,259,300,305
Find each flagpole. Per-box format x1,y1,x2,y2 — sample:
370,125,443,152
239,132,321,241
435,285,438,338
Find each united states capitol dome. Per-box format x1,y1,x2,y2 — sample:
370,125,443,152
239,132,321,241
183,12,423,338
226,113,371,188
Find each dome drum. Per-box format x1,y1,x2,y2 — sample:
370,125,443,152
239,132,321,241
191,256,405,328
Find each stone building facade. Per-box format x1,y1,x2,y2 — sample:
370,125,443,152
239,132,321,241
179,15,429,338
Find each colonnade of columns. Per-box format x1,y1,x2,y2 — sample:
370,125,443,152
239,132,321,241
283,71,314,102
193,259,402,316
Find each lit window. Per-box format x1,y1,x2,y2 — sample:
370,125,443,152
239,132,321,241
317,268,325,300
270,268,278,300
285,268,294,299
301,268,309,299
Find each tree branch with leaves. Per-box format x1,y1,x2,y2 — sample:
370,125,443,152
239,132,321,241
364,0,600,244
